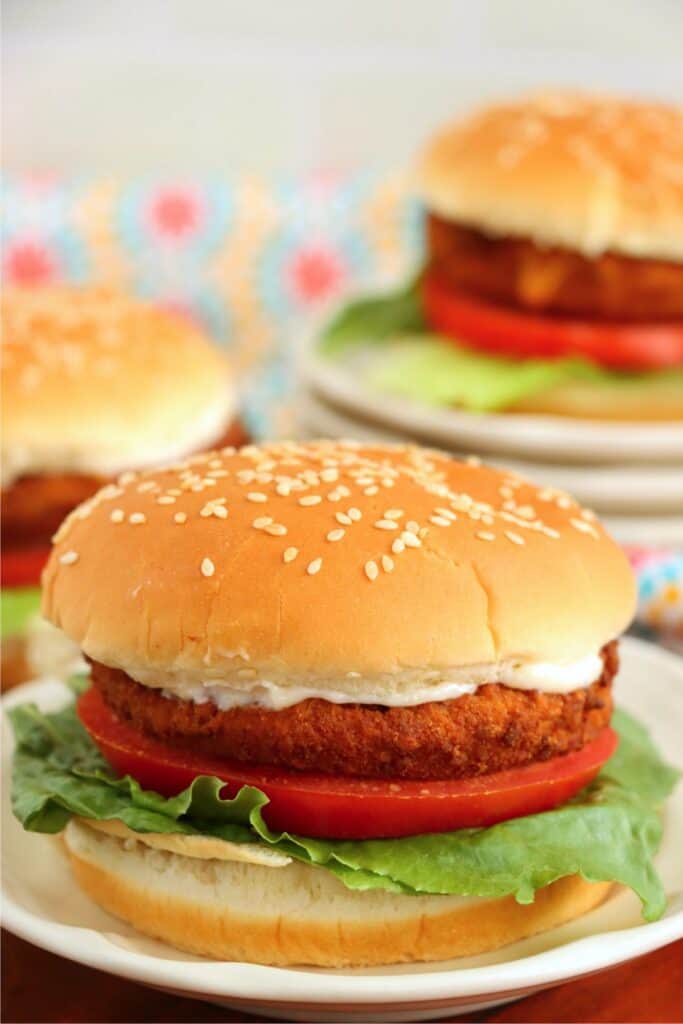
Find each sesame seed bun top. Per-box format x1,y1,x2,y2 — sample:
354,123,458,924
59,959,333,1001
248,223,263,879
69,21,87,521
418,91,683,261
1,286,235,486
42,441,636,683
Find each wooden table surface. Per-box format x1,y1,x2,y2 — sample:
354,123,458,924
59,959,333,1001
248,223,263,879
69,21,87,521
3,931,682,1023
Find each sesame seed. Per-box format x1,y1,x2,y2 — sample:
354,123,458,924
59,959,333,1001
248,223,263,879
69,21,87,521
137,481,157,493
207,469,228,478
320,468,338,482
167,489,182,497
335,512,352,526
199,505,213,517
247,492,267,503
201,558,215,577
253,516,273,529
382,555,394,573
375,519,398,531
382,478,395,488
384,509,404,520
307,558,323,576
505,531,525,545
405,521,420,534
476,531,496,541
365,560,379,581
466,455,482,466
327,528,345,542
265,523,288,536
59,550,79,565
129,513,146,525
391,538,405,554
419,526,429,539
212,505,229,519
582,509,597,521
327,490,342,502
336,485,351,498
402,532,421,548
174,512,187,524
430,515,451,527
283,546,299,563
348,507,362,522
110,509,125,523
208,458,223,469
571,517,598,537
276,482,292,496
364,485,379,496
157,495,175,505
557,496,572,509
299,495,322,507
542,526,561,539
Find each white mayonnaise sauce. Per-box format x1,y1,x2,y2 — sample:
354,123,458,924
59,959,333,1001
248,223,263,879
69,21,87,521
122,651,605,711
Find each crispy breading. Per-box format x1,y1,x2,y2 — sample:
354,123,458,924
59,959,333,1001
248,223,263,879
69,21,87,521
90,642,616,781
427,216,683,320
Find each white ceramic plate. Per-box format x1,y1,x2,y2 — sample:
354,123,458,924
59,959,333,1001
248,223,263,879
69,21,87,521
296,390,683,548
300,335,683,466
3,638,682,1023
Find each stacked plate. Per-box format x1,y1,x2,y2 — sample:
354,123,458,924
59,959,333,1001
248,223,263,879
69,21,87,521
296,335,683,548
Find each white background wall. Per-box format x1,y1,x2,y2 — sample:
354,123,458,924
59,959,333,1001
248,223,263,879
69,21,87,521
4,0,683,174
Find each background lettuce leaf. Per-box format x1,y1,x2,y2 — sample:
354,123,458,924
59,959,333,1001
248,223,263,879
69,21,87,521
319,283,683,412
8,692,677,921
1,587,42,638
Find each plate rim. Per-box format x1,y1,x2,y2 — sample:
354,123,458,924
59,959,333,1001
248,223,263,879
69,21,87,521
300,334,683,464
3,637,683,1006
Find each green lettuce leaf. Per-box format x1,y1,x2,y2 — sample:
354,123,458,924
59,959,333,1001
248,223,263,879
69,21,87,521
319,283,683,412
8,688,678,921
1,587,42,638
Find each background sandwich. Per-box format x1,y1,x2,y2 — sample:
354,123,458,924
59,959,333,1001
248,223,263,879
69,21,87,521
321,92,683,420
1,285,239,682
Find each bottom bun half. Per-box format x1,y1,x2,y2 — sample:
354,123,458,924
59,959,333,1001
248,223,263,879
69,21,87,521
510,379,683,420
64,820,612,967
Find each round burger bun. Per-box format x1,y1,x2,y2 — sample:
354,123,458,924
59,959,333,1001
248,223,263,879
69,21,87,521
509,377,683,421
64,819,612,967
418,91,683,262
2,286,235,484
42,442,636,687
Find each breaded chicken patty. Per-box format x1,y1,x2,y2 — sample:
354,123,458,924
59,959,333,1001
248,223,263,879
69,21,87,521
90,642,616,781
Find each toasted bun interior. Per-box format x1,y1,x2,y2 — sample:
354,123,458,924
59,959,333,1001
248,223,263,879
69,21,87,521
419,91,683,261
64,820,612,967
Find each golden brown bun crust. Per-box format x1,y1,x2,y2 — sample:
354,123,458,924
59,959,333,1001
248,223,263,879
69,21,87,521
64,820,612,967
42,441,636,678
1,286,234,480
419,91,683,261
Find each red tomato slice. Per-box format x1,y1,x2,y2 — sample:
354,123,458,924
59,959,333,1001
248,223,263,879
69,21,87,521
1,547,51,588
422,272,683,371
78,686,618,839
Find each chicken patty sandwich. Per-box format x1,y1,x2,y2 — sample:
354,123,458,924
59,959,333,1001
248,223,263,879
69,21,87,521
321,92,683,419
1,286,237,680
10,441,677,966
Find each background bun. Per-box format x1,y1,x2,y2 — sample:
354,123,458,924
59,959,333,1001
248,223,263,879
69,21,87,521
64,819,612,967
42,441,636,681
1,286,235,483
418,91,683,260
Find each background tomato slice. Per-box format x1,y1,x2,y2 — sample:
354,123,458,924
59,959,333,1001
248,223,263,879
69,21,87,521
1,547,51,588
78,687,617,839
422,272,683,371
